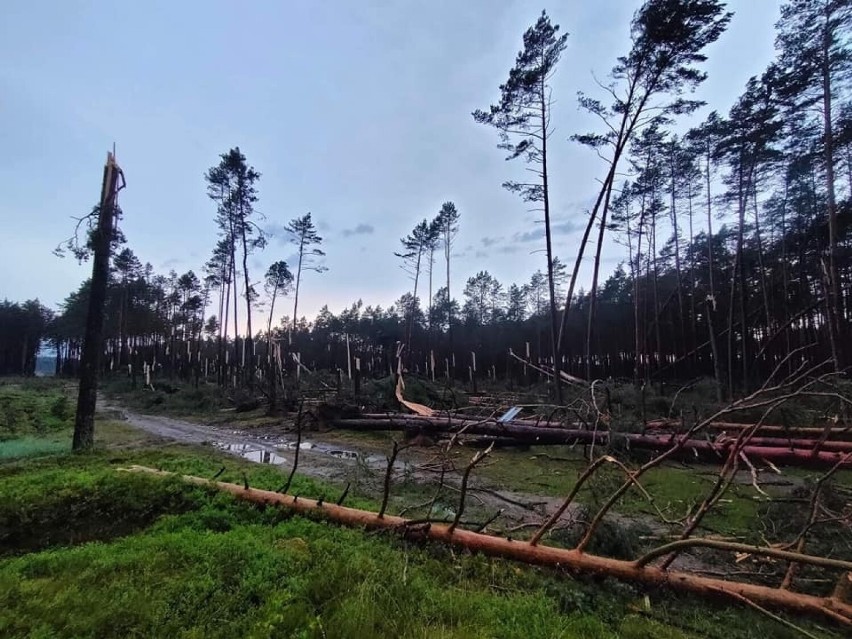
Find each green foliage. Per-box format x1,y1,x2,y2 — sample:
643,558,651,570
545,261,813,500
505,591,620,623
0,299,52,376
103,377,228,416
360,375,468,412
0,427,837,639
0,380,73,439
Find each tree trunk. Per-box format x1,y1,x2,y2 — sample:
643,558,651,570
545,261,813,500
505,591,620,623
669,144,686,372
127,466,852,626
705,147,724,401
240,216,254,389
292,236,305,338
585,180,614,381
405,249,422,355
822,9,844,371
73,154,121,451
540,76,563,404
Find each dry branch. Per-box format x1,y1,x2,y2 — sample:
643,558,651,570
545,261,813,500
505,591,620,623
450,443,494,533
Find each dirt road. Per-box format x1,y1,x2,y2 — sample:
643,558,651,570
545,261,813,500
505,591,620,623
104,402,572,532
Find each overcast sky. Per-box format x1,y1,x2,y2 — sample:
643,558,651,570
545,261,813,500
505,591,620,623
0,0,781,325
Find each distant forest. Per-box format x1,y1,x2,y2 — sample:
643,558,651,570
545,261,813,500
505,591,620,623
3,0,850,402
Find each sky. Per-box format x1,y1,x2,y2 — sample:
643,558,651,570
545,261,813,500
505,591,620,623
0,0,782,327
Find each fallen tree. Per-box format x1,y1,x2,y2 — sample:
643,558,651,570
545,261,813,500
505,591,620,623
325,415,852,469
123,465,852,627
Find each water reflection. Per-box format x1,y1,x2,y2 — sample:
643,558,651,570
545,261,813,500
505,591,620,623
328,450,359,460
215,438,380,466
215,443,287,465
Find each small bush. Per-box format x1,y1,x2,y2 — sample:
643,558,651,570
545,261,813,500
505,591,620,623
49,395,70,422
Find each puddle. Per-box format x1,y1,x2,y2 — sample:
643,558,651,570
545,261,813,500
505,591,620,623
284,441,316,451
215,438,384,467
216,443,288,465
328,450,359,460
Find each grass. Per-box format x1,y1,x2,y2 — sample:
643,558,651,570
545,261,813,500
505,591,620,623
476,446,765,539
0,378,75,461
0,378,74,438
0,376,845,638
2,445,838,639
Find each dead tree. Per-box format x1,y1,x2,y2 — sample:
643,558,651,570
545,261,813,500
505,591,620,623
72,152,125,451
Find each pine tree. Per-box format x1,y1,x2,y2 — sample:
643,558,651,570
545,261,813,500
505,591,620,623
559,0,732,375
284,213,326,339
474,9,568,400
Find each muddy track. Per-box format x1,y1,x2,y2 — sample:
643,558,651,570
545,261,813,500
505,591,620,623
98,402,822,578
103,402,575,528
106,403,734,572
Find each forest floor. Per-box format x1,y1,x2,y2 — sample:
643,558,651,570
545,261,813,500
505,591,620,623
99,386,835,548
0,376,848,638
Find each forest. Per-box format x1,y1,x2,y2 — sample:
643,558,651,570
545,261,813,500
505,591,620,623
2,0,852,636
4,2,851,401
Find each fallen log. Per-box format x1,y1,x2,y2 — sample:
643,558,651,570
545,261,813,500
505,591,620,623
122,465,852,626
328,417,852,469
644,419,852,440
362,413,852,441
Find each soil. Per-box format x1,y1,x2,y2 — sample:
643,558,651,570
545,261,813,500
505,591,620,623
99,402,628,535
101,401,790,574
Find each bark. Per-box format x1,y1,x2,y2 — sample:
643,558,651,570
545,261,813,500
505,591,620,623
822,7,844,371
292,235,305,337
704,145,725,401
240,213,254,389
405,246,423,355
669,143,686,368
328,416,852,468
585,177,613,381
540,75,563,404
73,155,121,451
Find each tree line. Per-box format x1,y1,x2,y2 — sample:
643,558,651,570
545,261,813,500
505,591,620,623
6,0,850,401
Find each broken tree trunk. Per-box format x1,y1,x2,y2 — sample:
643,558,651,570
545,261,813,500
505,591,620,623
122,466,852,626
327,416,852,469
365,413,852,440
73,153,123,451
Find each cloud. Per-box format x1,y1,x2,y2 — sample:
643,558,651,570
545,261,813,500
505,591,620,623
342,223,375,237
474,250,489,259
552,220,583,235
160,258,182,269
511,219,583,243
264,222,291,246
481,236,501,247
513,228,545,243
496,245,520,254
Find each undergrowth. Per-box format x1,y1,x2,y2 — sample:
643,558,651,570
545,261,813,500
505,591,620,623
0,378,846,637
1,446,839,638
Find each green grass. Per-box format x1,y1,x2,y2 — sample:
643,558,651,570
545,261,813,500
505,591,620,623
2,445,840,639
477,446,764,538
0,378,74,439
0,379,76,461
0,377,845,637
0,436,70,460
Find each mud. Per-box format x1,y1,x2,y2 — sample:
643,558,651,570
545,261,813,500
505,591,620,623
103,402,739,573
101,402,579,528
